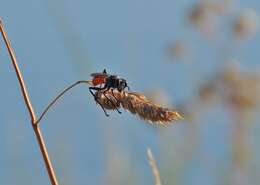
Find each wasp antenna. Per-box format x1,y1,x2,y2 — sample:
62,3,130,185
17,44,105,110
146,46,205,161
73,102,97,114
103,69,107,74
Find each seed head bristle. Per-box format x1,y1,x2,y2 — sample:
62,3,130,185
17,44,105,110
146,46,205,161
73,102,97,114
95,90,183,125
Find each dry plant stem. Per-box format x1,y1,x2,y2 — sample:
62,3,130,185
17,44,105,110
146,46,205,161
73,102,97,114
0,19,59,185
147,148,162,185
36,80,90,124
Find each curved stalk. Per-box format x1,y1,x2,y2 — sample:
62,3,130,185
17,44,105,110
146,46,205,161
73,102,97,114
35,80,90,124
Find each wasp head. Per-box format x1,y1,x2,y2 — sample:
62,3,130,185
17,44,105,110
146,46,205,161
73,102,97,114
118,79,129,92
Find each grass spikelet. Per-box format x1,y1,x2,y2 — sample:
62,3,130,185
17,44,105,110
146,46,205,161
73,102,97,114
95,90,183,125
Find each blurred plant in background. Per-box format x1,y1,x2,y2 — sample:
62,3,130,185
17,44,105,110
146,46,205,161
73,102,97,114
188,0,233,36
164,0,260,184
233,9,259,39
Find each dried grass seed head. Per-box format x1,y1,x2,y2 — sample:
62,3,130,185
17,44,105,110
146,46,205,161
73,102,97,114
95,90,183,125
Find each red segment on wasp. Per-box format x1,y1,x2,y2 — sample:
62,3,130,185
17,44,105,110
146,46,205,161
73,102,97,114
88,69,130,117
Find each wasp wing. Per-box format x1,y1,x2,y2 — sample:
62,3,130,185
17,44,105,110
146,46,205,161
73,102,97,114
90,72,109,78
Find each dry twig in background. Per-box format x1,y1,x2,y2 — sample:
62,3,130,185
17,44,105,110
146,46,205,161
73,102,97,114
0,19,59,185
147,148,162,185
95,90,183,126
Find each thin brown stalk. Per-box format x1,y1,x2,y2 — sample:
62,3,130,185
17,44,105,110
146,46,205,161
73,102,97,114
0,19,59,185
36,80,91,124
147,148,162,185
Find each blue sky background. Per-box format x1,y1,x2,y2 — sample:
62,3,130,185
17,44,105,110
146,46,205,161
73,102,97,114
0,0,260,184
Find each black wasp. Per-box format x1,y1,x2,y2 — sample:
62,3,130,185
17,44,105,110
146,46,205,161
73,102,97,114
89,69,130,116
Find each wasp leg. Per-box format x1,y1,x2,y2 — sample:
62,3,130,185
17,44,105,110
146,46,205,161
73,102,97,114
90,86,122,115
111,89,120,103
89,87,109,117
91,86,122,114
103,88,122,114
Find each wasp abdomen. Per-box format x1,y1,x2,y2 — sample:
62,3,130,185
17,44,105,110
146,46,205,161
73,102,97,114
92,77,106,86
